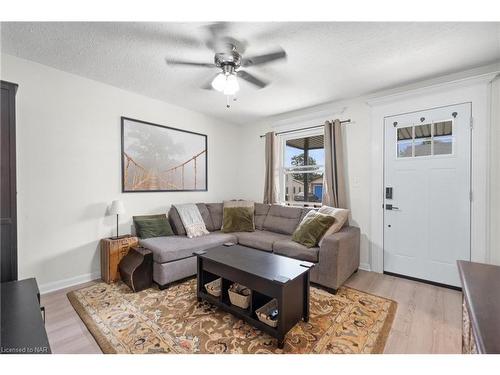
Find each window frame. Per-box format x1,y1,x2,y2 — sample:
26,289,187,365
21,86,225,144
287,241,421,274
278,127,325,208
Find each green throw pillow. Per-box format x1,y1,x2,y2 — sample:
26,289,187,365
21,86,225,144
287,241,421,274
292,211,336,248
222,207,255,233
133,214,174,239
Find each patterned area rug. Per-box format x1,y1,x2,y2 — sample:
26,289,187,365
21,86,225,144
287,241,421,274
67,278,396,354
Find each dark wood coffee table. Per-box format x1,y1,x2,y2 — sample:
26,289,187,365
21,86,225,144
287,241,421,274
194,244,314,348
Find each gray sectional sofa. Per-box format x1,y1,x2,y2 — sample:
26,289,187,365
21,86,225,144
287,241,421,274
139,203,360,293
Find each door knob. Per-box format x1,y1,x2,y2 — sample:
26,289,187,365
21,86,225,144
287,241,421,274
385,204,400,211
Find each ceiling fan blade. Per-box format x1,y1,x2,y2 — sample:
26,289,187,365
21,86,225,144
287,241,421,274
204,22,231,52
200,74,219,90
205,22,229,39
165,58,215,68
242,48,287,67
238,70,268,89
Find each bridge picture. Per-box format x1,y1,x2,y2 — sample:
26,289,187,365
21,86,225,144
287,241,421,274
121,117,207,192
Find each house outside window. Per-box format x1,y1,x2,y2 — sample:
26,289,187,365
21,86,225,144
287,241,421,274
279,129,325,208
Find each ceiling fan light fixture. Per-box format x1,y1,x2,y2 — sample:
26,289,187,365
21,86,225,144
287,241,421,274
211,73,226,92
223,74,239,95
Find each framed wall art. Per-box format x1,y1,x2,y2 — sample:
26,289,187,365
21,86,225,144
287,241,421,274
121,117,207,192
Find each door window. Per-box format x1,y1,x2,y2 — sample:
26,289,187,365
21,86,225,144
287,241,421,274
397,120,453,158
433,121,453,155
397,127,413,158
414,124,432,157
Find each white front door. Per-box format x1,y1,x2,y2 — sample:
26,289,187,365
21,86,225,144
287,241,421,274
383,103,471,287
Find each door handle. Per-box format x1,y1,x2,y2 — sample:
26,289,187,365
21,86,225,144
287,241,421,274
385,204,400,211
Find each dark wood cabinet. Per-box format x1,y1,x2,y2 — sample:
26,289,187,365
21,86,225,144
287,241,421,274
0,80,18,283
458,260,500,354
1,278,51,354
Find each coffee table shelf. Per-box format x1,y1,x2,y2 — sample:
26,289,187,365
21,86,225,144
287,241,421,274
198,288,279,336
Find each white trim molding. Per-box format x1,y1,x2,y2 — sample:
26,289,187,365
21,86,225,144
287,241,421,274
367,73,497,273
39,271,100,295
359,262,371,272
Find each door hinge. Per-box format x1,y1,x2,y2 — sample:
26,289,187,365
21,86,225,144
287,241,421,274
470,117,474,129
470,191,473,202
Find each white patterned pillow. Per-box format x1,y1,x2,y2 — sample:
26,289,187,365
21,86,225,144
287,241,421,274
317,206,350,246
173,203,209,238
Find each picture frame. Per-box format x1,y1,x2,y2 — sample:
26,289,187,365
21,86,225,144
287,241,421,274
121,117,208,192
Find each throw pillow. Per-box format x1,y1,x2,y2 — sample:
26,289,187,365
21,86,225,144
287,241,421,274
133,214,174,239
292,210,336,248
317,206,350,246
222,200,255,233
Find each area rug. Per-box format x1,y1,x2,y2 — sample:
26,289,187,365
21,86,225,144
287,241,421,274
67,278,396,354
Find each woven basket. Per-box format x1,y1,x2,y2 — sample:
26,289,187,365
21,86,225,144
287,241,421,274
204,278,222,297
255,299,279,327
228,284,251,309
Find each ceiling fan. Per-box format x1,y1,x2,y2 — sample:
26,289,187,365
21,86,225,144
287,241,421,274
165,23,287,105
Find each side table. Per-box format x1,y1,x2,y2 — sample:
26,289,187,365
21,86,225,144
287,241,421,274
119,246,153,292
100,235,139,283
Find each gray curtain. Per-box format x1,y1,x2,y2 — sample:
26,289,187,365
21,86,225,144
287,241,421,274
263,131,278,204
323,120,347,208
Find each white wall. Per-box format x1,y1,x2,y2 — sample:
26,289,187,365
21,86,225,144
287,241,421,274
237,99,373,271
1,54,241,292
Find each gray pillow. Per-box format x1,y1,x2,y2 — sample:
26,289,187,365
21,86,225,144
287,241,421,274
196,203,216,231
168,206,186,235
206,203,223,230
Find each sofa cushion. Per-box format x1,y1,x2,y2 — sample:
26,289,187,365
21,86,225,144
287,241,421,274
196,203,216,231
273,239,319,263
168,206,186,236
234,230,289,252
139,231,237,263
262,205,303,235
206,203,223,231
254,203,271,230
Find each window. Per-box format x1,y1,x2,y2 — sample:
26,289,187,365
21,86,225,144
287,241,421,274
397,120,453,158
433,121,453,155
414,123,432,157
280,131,325,207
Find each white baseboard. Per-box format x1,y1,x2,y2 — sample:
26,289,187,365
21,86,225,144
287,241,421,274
359,262,371,272
39,271,101,295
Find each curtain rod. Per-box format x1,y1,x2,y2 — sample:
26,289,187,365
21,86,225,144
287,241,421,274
259,119,351,138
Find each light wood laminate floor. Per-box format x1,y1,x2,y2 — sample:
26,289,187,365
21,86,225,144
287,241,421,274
40,270,462,354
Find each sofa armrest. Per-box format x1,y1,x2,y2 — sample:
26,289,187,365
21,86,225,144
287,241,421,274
317,226,360,289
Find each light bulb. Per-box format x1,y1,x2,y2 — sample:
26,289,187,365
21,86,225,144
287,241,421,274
223,74,239,95
211,73,226,92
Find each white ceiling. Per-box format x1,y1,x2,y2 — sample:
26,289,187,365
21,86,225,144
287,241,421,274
1,22,499,125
